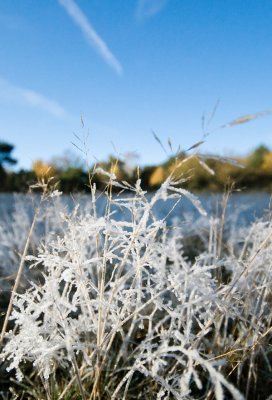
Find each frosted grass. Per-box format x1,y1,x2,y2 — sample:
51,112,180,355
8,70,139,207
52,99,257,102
0,174,271,399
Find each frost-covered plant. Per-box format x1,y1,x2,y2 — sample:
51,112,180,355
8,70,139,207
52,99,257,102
0,191,65,281
1,171,252,400
217,217,272,398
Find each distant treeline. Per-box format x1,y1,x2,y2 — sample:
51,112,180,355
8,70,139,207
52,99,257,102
1,142,272,193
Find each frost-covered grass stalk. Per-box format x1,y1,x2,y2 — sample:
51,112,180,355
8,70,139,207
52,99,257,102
0,168,272,399
0,178,60,345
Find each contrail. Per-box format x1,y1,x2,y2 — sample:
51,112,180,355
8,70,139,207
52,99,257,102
58,0,123,75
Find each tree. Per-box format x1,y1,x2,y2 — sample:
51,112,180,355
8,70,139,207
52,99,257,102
261,152,272,173
0,142,17,168
32,159,56,178
0,141,17,191
248,145,270,169
50,150,84,173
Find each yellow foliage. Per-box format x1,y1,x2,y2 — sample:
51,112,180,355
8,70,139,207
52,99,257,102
32,160,55,178
110,163,123,180
168,156,203,180
261,152,272,173
149,166,166,187
215,163,237,182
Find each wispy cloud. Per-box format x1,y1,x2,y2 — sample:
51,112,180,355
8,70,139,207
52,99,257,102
136,0,168,20
0,78,66,117
58,0,123,75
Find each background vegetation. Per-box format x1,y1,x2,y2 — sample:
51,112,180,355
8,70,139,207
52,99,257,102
1,141,272,193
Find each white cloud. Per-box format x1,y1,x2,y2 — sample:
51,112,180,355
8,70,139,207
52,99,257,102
0,78,66,117
58,0,123,75
136,0,168,19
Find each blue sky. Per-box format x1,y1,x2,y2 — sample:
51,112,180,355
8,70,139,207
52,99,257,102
0,0,272,169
